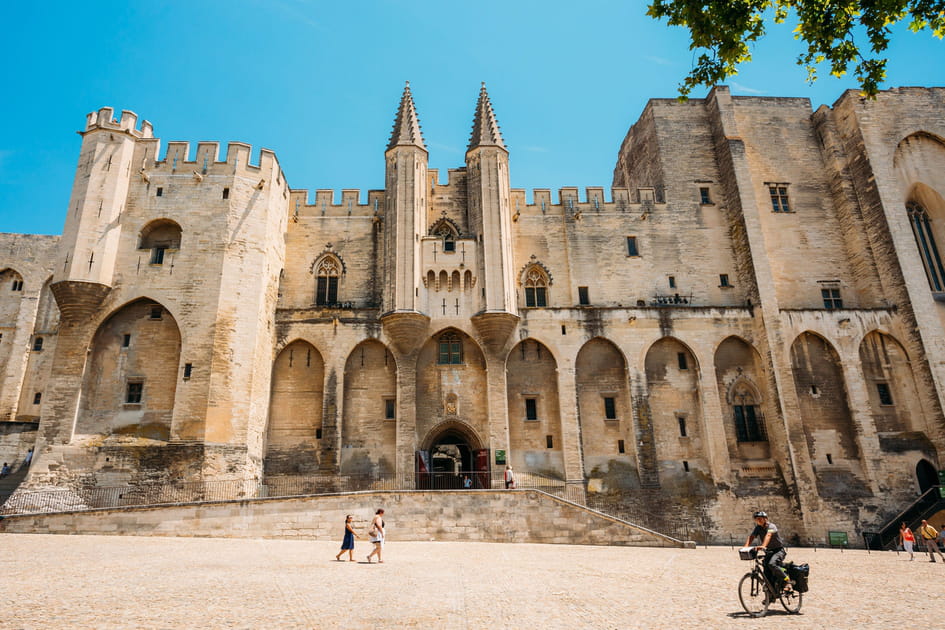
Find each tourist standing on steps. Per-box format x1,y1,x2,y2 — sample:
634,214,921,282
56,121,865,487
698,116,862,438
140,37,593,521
366,508,385,564
335,515,360,562
0,462,9,477
900,522,915,561
919,520,945,562
504,465,515,489
22,447,33,470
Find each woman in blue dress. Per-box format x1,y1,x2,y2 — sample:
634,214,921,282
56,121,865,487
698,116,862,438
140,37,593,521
335,514,360,561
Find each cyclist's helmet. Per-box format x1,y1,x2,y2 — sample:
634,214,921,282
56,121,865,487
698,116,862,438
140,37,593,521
753,510,768,518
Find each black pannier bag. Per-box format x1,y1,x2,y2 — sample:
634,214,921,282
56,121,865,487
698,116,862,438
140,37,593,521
784,562,810,593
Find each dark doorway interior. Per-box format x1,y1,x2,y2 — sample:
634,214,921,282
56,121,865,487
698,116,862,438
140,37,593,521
917,458,938,494
417,427,489,489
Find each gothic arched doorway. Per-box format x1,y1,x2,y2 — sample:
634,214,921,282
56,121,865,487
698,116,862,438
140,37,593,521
917,459,938,494
417,422,489,489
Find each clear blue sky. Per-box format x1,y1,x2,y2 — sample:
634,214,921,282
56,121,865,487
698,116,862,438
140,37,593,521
2,1,944,235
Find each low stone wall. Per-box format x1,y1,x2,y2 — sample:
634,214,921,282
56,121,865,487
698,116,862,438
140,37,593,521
0,489,692,548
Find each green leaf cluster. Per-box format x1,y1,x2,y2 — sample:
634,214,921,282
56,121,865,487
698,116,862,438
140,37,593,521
646,1,945,98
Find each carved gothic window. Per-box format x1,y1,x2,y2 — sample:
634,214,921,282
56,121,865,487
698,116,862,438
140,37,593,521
315,256,341,305
731,383,766,442
437,331,463,365
524,267,548,307
908,202,945,292
432,220,459,252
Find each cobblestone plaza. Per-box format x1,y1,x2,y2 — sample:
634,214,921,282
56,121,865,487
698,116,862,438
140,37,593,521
0,534,931,628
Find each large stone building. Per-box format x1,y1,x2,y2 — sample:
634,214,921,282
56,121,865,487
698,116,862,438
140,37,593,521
2,84,945,539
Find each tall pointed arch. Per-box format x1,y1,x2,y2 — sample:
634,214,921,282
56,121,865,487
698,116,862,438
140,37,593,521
311,252,345,306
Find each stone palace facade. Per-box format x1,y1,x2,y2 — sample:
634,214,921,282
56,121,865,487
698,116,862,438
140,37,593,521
2,84,945,538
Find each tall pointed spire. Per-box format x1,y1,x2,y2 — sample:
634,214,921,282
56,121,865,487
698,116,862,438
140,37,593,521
387,81,426,151
467,82,506,152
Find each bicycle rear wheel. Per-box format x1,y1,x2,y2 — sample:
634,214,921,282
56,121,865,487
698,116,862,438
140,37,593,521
738,572,770,617
780,588,803,614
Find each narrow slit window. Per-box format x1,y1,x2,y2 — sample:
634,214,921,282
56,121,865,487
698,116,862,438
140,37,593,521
546,435,554,449
677,352,688,370
222,187,230,200
617,439,625,454
385,398,396,419
876,383,894,406
678,416,687,437
122,334,131,348
626,236,639,256
183,363,193,380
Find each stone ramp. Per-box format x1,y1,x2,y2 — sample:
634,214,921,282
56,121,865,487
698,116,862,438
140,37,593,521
0,489,693,548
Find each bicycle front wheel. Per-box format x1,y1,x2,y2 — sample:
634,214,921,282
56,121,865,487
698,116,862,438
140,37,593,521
738,572,770,618
780,588,803,614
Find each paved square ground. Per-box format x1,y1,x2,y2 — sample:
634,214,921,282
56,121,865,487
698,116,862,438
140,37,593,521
0,534,935,628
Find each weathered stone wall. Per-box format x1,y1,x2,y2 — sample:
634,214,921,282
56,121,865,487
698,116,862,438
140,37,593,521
0,490,688,547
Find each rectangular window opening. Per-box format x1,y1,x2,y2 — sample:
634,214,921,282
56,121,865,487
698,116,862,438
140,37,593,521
876,382,894,406
678,416,687,437
826,453,833,465
183,363,193,380
315,428,323,440
668,276,676,289
603,396,617,420
677,352,688,370
126,381,143,404
546,435,554,449
222,187,230,200
156,187,163,197
617,439,625,454
33,392,42,405
150,306,163,320
683,460,690,472
122,333,131,348
769,184,790,212
578,286,590,305
32,337,44,352
719,274,730,287
699,187,711,205
561,325,566,335
385,398,396,419
626,236,639,256
821,288,843,309
525,398,538,421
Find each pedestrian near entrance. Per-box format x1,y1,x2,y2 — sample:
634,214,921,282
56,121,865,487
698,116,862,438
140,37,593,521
0,462,9,477
899,522,915,560
22,447,33,470
918,520,945,562
463,475,472,489
366,508,385,564
504,465,515,489
335,515,360,562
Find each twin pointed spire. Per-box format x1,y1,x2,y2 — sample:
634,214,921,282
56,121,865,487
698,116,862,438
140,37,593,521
467,82,506,152
387,81,426,152
387,81,506,153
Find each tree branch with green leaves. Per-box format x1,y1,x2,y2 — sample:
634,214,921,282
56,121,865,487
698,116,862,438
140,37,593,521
646,1,945,98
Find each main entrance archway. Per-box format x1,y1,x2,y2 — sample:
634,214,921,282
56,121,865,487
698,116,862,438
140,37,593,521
417,421,489,489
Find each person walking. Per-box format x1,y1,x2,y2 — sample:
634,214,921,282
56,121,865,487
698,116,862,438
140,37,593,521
335,514,360,562
504,465,515,489
22,447,33,469
366,508,385,564
919,520,945,562
899,522,916,561
0,462,9,477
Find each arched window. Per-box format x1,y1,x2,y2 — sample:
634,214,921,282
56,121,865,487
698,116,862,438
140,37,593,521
907,202,945,291
315,256,341,306
437,331,463,365
523,266,549,307
731,381,766,442
139,219,182,266
432,220,459,253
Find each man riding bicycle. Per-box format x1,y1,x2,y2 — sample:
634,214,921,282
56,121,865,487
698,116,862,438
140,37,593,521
744,511,792,593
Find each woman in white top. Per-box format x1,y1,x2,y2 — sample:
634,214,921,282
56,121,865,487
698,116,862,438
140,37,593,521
366,508,385,564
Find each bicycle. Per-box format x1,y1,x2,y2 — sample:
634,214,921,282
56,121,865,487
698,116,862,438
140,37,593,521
738,547,803,617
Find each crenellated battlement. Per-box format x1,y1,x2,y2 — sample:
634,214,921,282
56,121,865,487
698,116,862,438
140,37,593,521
287,189,386,219
84,106,153,138
508,186,661,218
147,140,281,176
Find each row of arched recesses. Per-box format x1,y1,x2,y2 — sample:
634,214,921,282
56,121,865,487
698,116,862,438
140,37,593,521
264,327,930,492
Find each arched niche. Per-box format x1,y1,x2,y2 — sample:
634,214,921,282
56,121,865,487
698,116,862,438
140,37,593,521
0,268,26,381
138,219,182,265
265,339,324,474
416,329,488,456
790,331,870,496
341,340,396,475
506,338,562,476
713,336,772,461
576,337,635,487
76,299,181,440
644,337,708,485
859,331,924,434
